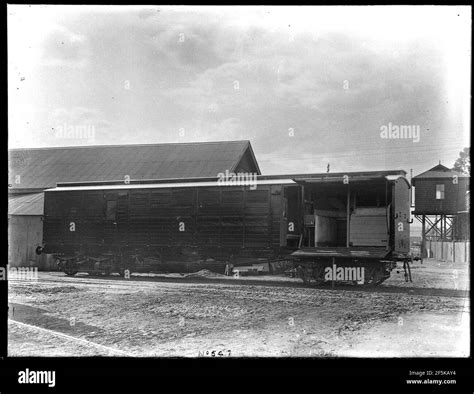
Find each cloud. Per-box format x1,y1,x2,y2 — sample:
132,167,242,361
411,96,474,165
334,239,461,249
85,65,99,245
40,25,89,68
8,6,470,177
46,107,113,145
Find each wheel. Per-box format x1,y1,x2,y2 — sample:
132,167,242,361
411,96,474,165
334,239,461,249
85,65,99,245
296,266,311,284
65,271,78,276
118,268,131,277
100,263,112,276
63,261,78,276
365,266,389,287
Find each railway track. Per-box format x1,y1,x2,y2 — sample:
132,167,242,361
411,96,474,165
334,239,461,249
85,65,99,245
9,272,469,299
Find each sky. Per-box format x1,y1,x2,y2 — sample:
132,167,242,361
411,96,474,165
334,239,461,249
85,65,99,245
8,5,471,178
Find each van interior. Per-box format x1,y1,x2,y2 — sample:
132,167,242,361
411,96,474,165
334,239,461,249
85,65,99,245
284,180,392,249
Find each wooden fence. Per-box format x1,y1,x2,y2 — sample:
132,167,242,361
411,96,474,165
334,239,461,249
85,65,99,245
424,240,470,263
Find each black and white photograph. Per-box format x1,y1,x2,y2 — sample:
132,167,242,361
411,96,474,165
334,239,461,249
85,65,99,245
5,4,471,382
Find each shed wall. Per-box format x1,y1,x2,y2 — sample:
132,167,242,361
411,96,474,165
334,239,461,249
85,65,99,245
414,178,469,214
8,215,43,268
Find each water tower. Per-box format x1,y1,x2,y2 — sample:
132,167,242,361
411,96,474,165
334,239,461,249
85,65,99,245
412,163,470,256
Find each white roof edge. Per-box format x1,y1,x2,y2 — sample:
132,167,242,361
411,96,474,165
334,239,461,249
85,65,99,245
385,175,411,188
45,179,296,192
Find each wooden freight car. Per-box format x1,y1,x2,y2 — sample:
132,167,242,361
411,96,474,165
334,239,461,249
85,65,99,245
38,170,412,285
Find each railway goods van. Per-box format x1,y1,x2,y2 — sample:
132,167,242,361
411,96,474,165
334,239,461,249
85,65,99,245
38,170,412,285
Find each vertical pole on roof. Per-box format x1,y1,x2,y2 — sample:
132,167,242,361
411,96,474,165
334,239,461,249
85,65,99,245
346,185,350,248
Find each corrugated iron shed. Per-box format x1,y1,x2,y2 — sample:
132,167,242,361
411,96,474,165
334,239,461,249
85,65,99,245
8,140,260,192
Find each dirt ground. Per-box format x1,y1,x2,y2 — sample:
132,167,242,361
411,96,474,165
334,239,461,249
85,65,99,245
8,258,470,357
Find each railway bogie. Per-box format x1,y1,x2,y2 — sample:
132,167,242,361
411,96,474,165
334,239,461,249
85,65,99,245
293,258,397,286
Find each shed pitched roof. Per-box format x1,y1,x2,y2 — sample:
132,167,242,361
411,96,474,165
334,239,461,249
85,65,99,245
413,164,469,181
8,140,260,192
